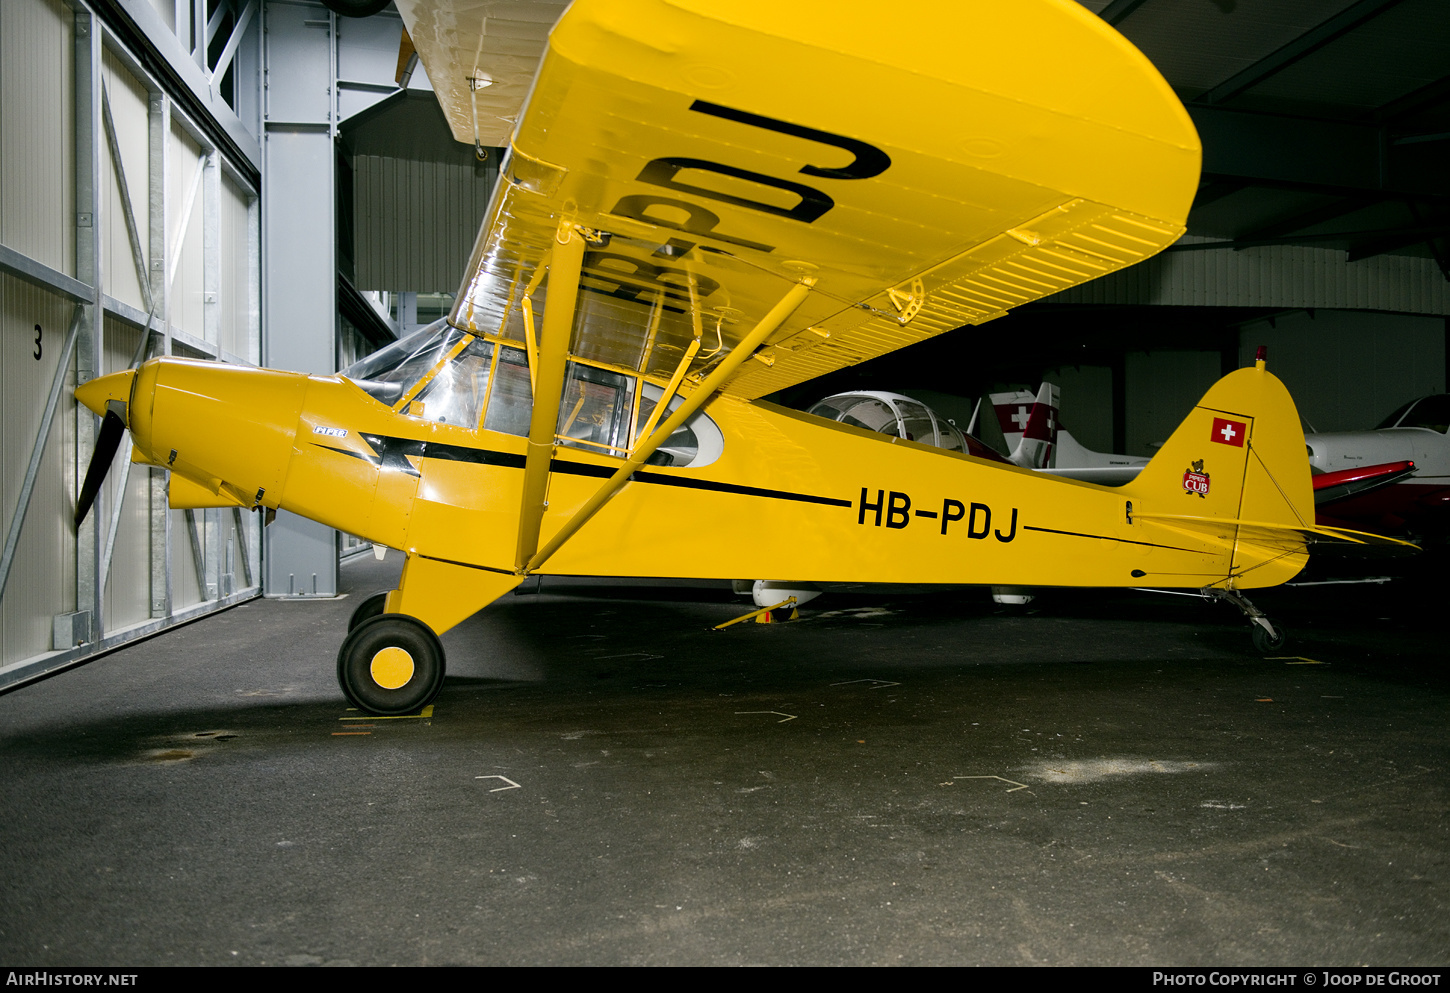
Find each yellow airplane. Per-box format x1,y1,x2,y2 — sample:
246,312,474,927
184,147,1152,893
72,0,1407,715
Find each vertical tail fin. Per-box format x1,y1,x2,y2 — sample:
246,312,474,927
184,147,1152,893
1122,358,1315,588
990,387,1035,452
1005,382,1060,470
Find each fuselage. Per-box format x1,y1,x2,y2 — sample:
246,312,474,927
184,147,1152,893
81,344,1308,597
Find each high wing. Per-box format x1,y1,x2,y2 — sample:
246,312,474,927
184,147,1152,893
398,0,1200,400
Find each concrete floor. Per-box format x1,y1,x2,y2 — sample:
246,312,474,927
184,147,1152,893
0,554,1445,966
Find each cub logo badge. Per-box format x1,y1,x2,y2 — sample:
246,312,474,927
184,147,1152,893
1183,459,1210,498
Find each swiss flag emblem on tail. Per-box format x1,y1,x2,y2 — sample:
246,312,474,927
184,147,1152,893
1211,417,1247,447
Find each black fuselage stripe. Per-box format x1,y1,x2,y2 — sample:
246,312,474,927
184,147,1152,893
629,470,853,507
1022,525,1196,552
320,436,848,508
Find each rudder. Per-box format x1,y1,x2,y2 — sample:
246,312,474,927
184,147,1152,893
1122,357,1314,588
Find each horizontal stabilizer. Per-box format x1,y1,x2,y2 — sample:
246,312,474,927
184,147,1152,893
1136,512,1419,553
1313,460,1417,506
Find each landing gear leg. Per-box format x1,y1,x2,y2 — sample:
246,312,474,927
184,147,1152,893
1203,587,1286,652
333,554,523,713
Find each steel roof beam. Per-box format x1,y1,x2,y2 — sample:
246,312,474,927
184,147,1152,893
1097,0,1152,27
1371,74,1450,125
1232,198,1375,242
1196,0,1407,106
1190,105,1448,200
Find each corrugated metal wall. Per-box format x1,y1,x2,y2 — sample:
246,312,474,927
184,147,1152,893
99,317,150,634
219,173,257,360
1,0,263,684
1,276,76,664
1048,239,1450,315
1045,363,1115,454
0,0,74,276
101,48,149,312
168,122,206,340
353,155,495,293
1236,310,1447,433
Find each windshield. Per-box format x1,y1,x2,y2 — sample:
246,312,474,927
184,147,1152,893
340,319,469,406
1376,395,1450,432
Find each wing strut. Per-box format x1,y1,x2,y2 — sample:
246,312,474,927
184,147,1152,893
514,222,587,572
522,277,816,574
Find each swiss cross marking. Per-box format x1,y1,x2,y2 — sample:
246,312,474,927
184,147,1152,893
1211,417,1247,447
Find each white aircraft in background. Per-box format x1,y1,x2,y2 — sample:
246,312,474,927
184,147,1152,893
991,385,1148,484
1306,394,1450,533
804,388,1059,469
742,384,1086,614
992,386,1419,513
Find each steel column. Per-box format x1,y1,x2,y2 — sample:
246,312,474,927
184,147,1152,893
75,7,104,641
149,88,173,617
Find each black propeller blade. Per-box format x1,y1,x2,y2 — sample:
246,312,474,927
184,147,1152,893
75,408,127,527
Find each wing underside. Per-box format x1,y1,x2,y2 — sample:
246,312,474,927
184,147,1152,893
401,0,1202,399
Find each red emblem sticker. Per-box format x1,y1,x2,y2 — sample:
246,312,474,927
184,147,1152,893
1183,459,1210,498
1211,417,1246,447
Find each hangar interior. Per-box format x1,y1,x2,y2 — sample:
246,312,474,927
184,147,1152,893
0,0,1448,966
2,0,1447,688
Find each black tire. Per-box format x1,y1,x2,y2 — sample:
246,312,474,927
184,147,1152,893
1251,622,1287,653
337,614,446,715
348,590,390,631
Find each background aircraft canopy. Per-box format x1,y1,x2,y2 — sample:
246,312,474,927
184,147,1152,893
1375,395,1450,433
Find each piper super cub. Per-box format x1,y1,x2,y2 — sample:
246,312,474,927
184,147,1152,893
72,0,1410,714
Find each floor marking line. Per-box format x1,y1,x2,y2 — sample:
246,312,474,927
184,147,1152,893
735,710,797,723
475,775,521,792
340,705,434,721
955,775,1032,792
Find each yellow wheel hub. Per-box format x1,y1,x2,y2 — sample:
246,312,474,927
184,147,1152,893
370,646,415,689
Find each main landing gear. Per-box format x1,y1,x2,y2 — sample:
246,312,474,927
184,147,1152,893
1204,587,1287,653
348,590,389,631
336,611,446,715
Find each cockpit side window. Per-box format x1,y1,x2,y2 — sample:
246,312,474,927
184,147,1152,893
410,338,494,427
557,363,635,457
482,347,533,437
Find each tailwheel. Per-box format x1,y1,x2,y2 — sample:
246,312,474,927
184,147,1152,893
1202,587,1287,655
1250,620,1287,654
348,590,390,631
337,614,445,715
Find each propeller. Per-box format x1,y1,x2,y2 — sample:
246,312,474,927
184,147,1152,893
75,404,127,527
74,321,155,529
